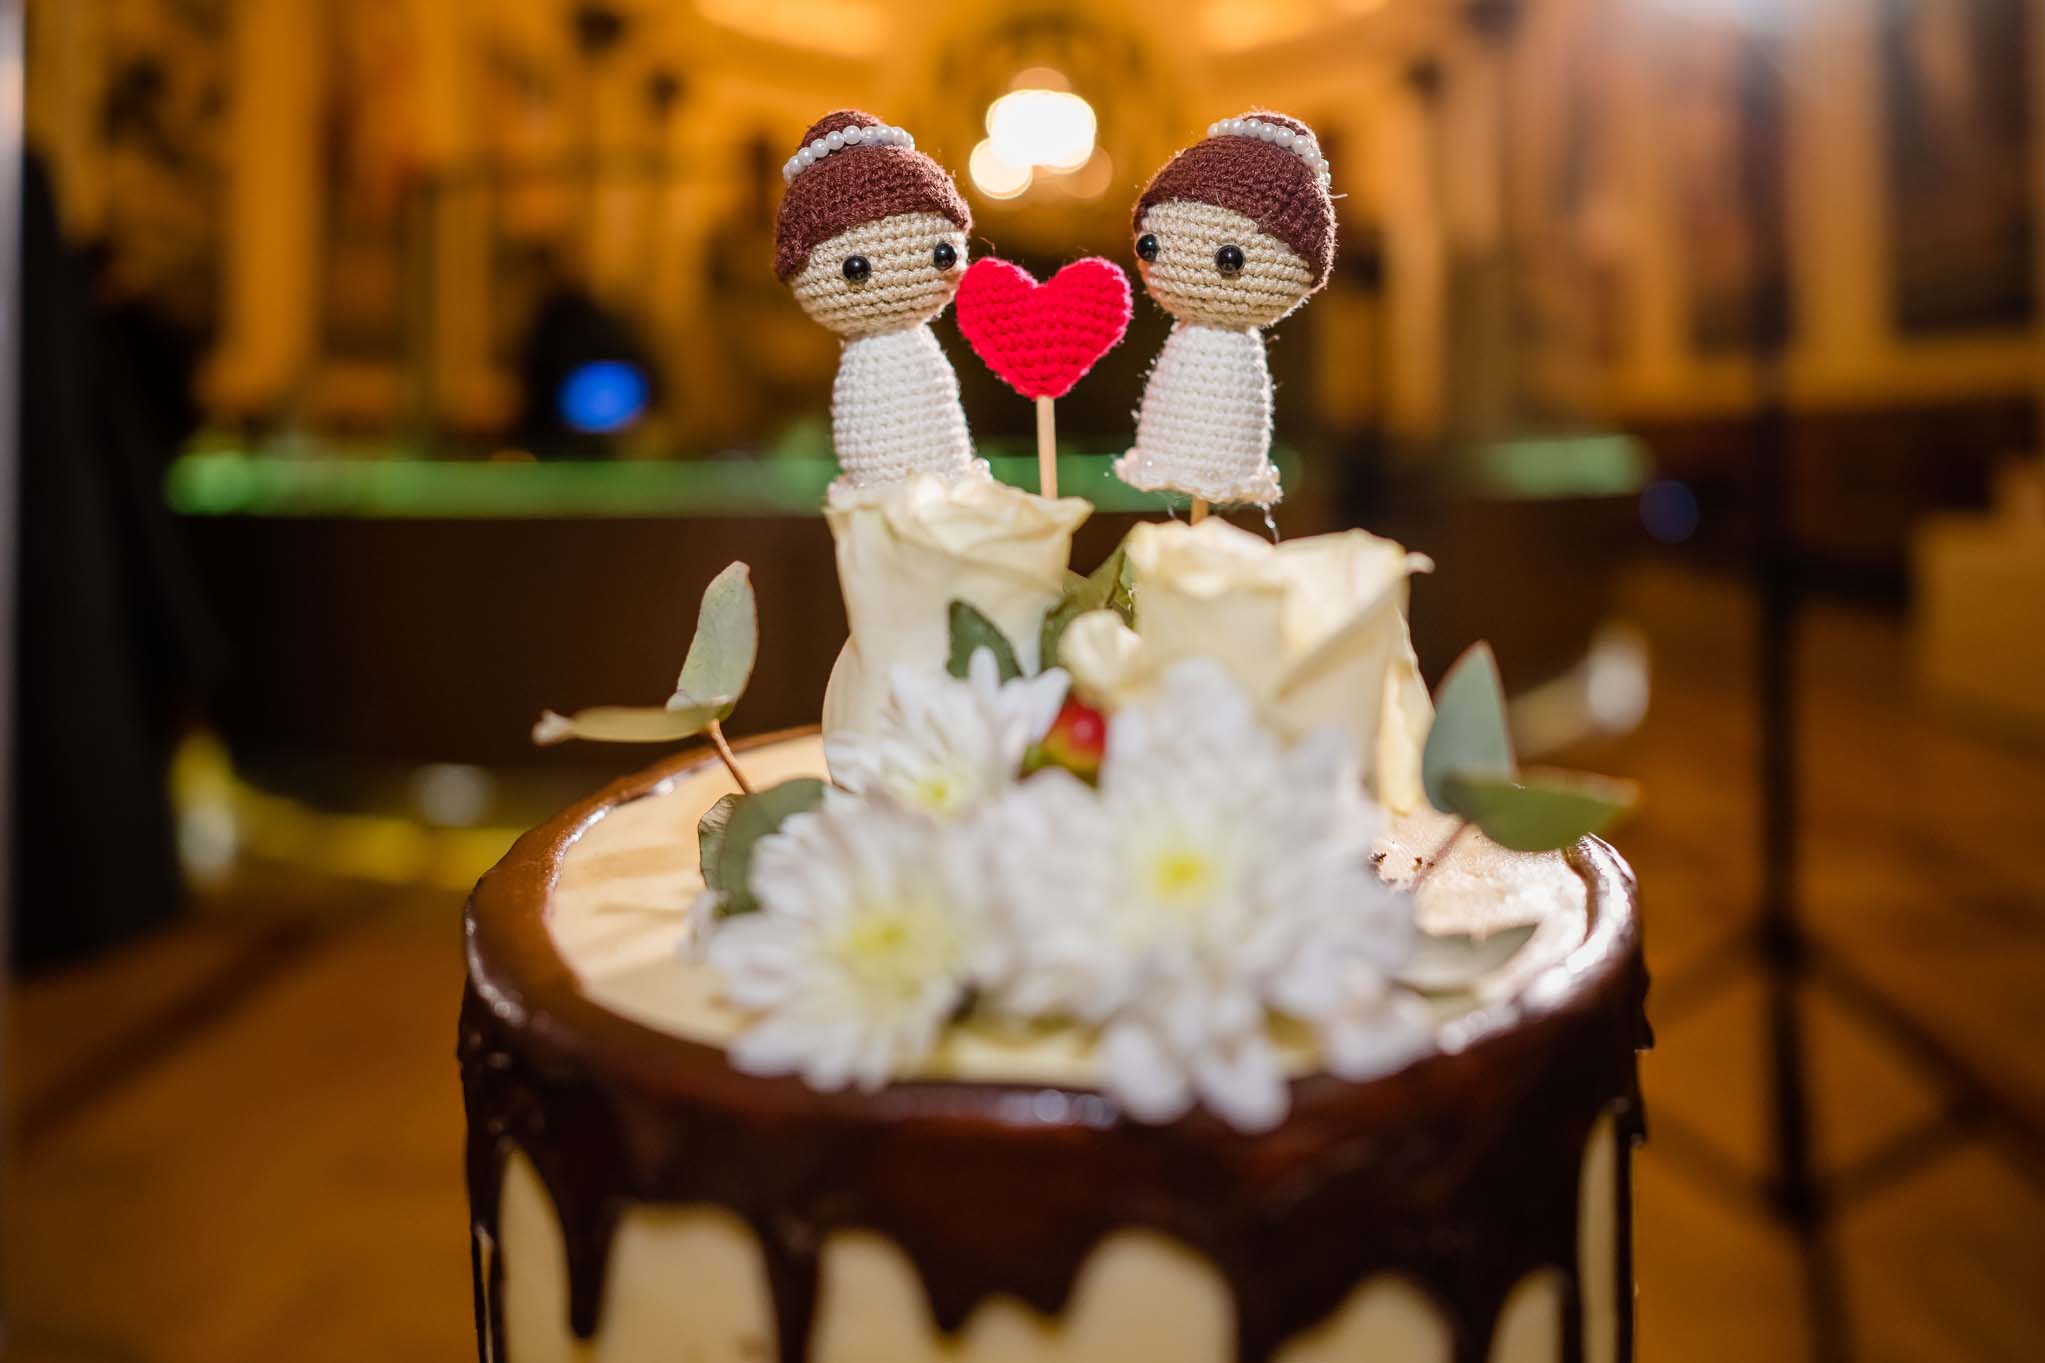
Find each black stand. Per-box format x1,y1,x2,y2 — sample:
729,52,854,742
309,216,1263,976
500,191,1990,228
1649,31,2045,1362
1,0,23,1338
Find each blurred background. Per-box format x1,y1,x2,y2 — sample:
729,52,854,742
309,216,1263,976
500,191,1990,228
6,0,2042,1359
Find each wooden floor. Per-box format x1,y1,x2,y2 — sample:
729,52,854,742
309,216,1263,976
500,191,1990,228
10,562,2044,1362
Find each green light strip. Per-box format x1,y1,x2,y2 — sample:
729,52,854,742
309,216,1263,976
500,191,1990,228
1462,436,1652,501
165,447,1305,519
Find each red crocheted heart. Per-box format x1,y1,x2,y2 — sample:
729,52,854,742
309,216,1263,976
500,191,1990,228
954,256,1133,401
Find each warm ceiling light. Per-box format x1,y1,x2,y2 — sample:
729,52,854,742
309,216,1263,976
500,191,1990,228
969,138,1033,199
1046,136,1096,175
985,89,1097,178
1009,66,1070,93
1059,148,1114,201
1047,148,1112,201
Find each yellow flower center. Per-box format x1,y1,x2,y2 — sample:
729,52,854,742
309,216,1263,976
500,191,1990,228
911,771,964,815
834,901,958,1003
1146,846,1220,908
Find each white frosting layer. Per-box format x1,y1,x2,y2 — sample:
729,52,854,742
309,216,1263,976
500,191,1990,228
544,734,1591,1086
491,1112,1622,1363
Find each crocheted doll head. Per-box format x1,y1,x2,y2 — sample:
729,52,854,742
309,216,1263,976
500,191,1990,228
776,110,973,339
1131,111,1336,330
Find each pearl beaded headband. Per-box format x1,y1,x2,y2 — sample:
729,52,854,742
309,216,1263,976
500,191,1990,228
782,123,917,183
1206,115,1333,190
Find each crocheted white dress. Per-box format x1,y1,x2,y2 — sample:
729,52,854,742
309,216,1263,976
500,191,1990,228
832,323,986,491
1116,323,1281,507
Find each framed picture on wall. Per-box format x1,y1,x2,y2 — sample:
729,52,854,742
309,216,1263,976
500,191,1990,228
1880,0,2037,335
1518,5,1628,374
1662,23,1789,355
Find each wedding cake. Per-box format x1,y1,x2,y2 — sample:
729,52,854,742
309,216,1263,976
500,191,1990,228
460,107,1648,1363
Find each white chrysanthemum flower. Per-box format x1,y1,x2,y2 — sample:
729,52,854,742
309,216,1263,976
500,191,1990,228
707,800,991,1093
824,647,1069,818
988,658,1424,1131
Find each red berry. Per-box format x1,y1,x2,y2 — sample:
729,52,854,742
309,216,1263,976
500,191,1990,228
1029,698,1109,781
1057,699,1107,754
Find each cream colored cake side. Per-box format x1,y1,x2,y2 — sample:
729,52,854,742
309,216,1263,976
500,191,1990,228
488,1111,1622,1363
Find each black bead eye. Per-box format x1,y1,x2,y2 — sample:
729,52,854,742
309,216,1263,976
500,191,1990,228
1136,233,1160,262
842,255,871,283
932,241,958,271
1215,244,1245,277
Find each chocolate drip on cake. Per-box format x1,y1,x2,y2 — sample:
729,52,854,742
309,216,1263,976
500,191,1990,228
459,747,1650,1363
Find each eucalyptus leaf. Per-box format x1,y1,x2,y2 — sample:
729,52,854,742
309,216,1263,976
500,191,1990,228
1090,540,1137,622
531,698,729,746
1396,923,1540,995
713,778,828,918
1422,642,1516,813
1041,540,1135,669
1439,768,1639,853
1038,572,1087,672
670,562,757,719
697,794,742,892
947,601,1023,681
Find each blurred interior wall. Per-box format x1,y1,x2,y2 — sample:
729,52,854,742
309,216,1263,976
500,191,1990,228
23,0,1443,444
1511,0,2045,422
21,0,2045,460
207,0,323,416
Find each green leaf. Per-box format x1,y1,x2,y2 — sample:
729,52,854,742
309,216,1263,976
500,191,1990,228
531,698,728,746
1423,642,1516,813
1439,768,1639,853
713,778,828,918
1091,540,1138,621
670,562,757,720
947,601,1022,681
1040,540,1136,670
697,794,742,892
1038,577,1086,674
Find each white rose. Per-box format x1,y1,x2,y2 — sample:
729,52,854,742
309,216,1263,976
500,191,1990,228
823,475,1090,744
1058,609,1148,704
1061,519,1435,812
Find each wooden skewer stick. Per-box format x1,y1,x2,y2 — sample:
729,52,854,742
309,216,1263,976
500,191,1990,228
1189,497,1210,525
1035,395,1057,499
707,719,755,796
1408,819,1470,892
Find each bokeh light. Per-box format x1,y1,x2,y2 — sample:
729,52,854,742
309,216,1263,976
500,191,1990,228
969,137,1034,199
986,88,1097,170
975,85,1100,198
1007,65,1070,92
557,360,652,435
1640,479,1701,544
1060,148,1115,200
410,763,497,829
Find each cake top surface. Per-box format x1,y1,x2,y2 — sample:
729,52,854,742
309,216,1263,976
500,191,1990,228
473,730,1631,1106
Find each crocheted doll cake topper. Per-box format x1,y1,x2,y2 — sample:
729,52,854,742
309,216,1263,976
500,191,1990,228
775,110,986,492
954,256,1132,499
1116,111,1337,519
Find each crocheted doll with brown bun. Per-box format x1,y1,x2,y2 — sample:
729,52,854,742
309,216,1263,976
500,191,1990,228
776,110,986,492
1115,112,1336,509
